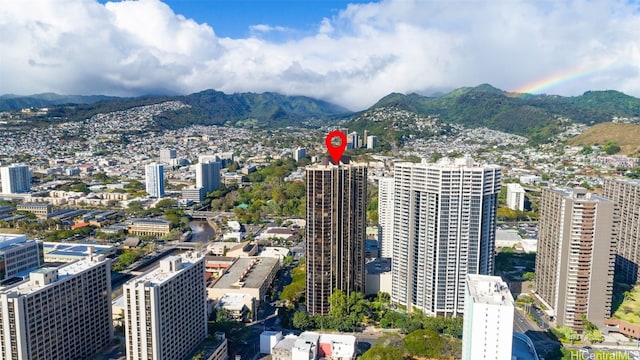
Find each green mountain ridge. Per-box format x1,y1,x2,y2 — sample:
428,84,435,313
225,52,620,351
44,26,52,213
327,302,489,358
368,85,640,143
5,85,640,144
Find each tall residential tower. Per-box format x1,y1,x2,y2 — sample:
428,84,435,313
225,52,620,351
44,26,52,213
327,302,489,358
305,157,367,315
145,163,165,198
603,178,640,284
535,187,615,330
124,253,207,360
0,165,31,194
377,177,394,258
461,274,514,360
391,157,501,316
196,156,222,195
0,254,112,359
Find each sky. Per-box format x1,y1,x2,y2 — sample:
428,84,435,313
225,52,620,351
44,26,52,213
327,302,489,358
1,0,640,111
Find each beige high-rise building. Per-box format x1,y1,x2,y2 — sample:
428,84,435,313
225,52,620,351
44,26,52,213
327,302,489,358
603,178,640,285
0,254,112,360
305,157,367,315
535,187,615,330
124,252,207,360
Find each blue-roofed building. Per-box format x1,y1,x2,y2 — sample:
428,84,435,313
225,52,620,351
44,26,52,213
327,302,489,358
42,242,116,263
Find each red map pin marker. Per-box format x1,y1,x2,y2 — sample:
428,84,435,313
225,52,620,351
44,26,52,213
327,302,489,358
325,130,347,164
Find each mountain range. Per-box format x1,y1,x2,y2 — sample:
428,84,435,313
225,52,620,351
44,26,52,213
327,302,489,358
3,85,640,143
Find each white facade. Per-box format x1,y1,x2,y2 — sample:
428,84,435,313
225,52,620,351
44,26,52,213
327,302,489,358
461,274,514,360
1,165,31,194
391,157,502,316
506,183,526,211
196,158,221,194
377,177,394,258
145,163,165,198
159,148,177,163
124,253,207,360
366,135,377,149
293,148,306,161
0,234,43,280
0,254,112,360
260,331,284,354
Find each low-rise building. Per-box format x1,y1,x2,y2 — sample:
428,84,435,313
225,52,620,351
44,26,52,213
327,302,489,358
127,218,172,236
260,331,284,354
208,257,279,304
215,293,256,322
42,242,116,263
16,202,52,219
0,234,43,281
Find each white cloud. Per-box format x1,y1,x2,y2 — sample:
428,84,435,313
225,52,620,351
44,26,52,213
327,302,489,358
1,0,640,110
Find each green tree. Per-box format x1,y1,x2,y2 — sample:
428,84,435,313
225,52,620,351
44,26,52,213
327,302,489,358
292,311,314,330
523,272,535,281
602,140,621,155
403,329,443,358
360,346,404,360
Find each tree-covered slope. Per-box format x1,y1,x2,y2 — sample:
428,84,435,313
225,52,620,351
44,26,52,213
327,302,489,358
368,84,640,142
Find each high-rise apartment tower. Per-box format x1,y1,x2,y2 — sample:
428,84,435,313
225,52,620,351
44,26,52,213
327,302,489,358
196,156,221,195
461,274,514,360
305,157,367,315
391,157,501,316
145,163,165,198
0,165,31,194
535,187,615,330
603,178,640,284
0,254,112,359
124,253,207,360
377,177,394,258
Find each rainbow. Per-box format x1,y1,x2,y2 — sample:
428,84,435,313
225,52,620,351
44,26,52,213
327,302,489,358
512,66,599,96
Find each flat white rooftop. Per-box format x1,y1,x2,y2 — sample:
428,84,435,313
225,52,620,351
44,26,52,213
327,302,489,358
1,255,107,296
126,252,203,287
467,274,514,306
0,233,27,249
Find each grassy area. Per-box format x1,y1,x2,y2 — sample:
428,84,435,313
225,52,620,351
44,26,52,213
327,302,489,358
569,122,640,155
613,284,640,324
0,228,26,234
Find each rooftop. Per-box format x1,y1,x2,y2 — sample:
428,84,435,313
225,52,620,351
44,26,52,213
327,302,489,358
216,293,253,310
467,274,514,306
1,255,108,296
0,233,28,249
126,252,203,287
129,218,171,225
43,242,115,259
273,337,297,351
212,256,279,290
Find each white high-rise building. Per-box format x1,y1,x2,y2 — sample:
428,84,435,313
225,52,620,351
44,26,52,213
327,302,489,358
159,148,177,163
0,234,43,281
506,183,526,211
196,156,221,194
366,135,377,149
1,165,31,194
377,177,394,258
293,148,306,161
124,253,207,360
391,157,501,316
461,274,514,360
145,163,165,198
0,254,112,359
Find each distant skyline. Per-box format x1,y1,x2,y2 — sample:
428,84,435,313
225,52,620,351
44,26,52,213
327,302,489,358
2,0,640,110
